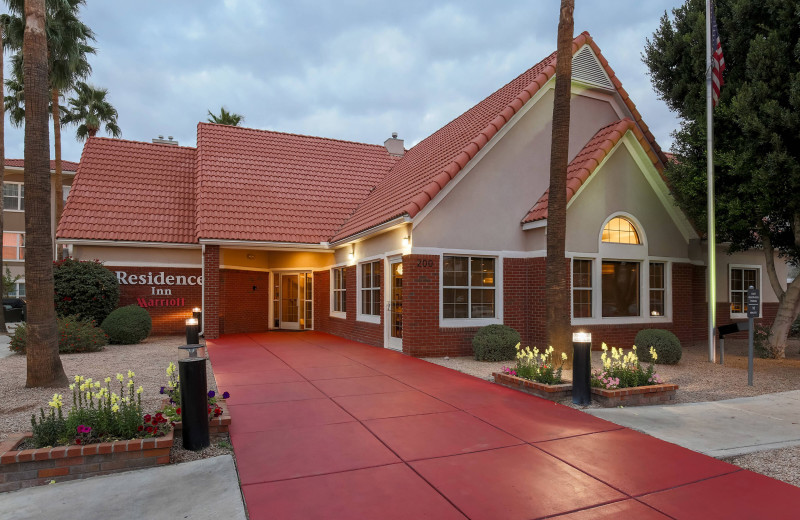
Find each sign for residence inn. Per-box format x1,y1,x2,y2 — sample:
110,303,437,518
116,271,202,308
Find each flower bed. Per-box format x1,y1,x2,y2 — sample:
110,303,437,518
591,383,679,407
0,430,173,493
167,399,231,436
492,372,572,400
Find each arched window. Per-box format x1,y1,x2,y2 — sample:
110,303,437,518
602,217,640,244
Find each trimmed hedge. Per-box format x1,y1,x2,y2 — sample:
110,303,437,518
472,324,521,361
100,305,152,345
54,259,120,324
635,329,682,365
9,316,108,354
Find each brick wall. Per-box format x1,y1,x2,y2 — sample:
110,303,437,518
204,245,220,339
107,266,201,335
219,269,270,335
313,265,384,348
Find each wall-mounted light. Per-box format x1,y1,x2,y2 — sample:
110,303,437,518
348,244,355,261
246,253,255,260
401,235,410,248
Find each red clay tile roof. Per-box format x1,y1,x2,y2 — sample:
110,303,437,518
58,138,197,243
522,118,663,223
4,158,79,172
331,31,667,242
194,123,399,243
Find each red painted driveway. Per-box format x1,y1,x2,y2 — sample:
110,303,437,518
208,332,800,520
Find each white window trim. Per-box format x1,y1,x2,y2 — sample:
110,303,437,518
572,258,594,319
570,213,672,325
3,231,25,262
440,253,503,328
329,265,347,319
3,182,24,212
7,279,25,298
356,259,382,324
729,264,762,319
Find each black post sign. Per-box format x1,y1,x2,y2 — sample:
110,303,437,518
747,286,759,386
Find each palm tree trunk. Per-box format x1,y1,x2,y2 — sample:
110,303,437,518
0,23,7,335
52,88,63,259
23,0,67,388
546,0,574,366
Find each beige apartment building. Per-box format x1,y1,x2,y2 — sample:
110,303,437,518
3,159,79,298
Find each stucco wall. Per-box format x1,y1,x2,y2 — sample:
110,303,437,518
714,247,787,304
564,143,689,258
412,90,620,252
333,225,410,265
72,245,202,266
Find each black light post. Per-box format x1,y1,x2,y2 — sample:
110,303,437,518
185,317,200,346
572,332,592,405
177,349,210,451
192,307,202,330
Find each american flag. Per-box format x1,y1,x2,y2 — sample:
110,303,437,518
711,2,726,106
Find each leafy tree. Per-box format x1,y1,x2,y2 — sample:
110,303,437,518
61,81,121,140
644,0,800,357
53,258,120,324
22,0,68,387
546,0,574,364
3,267,21,298
207,106,244,126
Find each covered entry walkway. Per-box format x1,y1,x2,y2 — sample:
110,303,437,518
207,332,800,520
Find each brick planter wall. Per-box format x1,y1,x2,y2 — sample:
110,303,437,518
0,430,173,493
168,399,231,436
492,372,572,400
591,384,678,407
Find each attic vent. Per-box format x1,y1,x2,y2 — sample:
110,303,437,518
571,45,614,90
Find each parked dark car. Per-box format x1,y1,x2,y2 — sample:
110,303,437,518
3,298,25,323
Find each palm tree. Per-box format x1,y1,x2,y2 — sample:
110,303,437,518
0,21,7,335
62,81,120,140
207,106,244,126
4,0,95,255
23,0,68,387
546,0,574,365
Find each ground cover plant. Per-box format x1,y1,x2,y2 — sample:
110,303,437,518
591,343,663,390
502,343,567,384
101,304,152,344
30,371,169,448
9,316,108,354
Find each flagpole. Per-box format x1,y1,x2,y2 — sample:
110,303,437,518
706,0,717,363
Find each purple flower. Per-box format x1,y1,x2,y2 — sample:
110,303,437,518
207,390,216,398
159,386,165,394
222,391,230,399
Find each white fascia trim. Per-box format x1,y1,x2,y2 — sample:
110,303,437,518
103,261,201,268
411,247,546,258
329,216,411,248
219,264,271,272
268,267,319,273
198,239,331,251
412,76,557,229
57,239,200,249
522,220,547,231
620,134,699,241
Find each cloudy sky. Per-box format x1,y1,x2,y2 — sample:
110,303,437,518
3,0,686,162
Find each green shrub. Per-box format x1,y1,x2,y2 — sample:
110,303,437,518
100,305,152,344
753,324,773,359
635,329,682,365
54,259,120,324
9,316,108,354
472,324,520,361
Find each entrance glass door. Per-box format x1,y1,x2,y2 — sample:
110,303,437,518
386,259,403,350
276,272,313,330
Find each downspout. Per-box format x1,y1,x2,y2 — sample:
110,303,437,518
200,243,205,337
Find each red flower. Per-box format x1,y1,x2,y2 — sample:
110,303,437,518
144,414,151,422
75,439,82,445
146,426,153,433
137,425,144,431
176,407,181,415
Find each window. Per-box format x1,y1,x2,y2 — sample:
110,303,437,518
8,282,25,298
572,259,593,318
360,260,381,316
649,262,665,316
730,266,759,317
3,233,25,261
602,217,640,244
601,261,639,317
63,185,71,205
332,267,347,314
443,256,495,319
4,183,24,211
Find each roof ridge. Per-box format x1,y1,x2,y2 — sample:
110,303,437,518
196,122,390,150
87,136,197,151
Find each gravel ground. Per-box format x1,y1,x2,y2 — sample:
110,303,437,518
425,338,800,487
0,335,220,466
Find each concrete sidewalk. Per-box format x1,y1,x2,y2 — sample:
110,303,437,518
0,455,247,520
587,390,800,457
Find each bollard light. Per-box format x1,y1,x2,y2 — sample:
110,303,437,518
186,317,199,346
192,306,202,322
572,331,592,406
177,351,210,451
